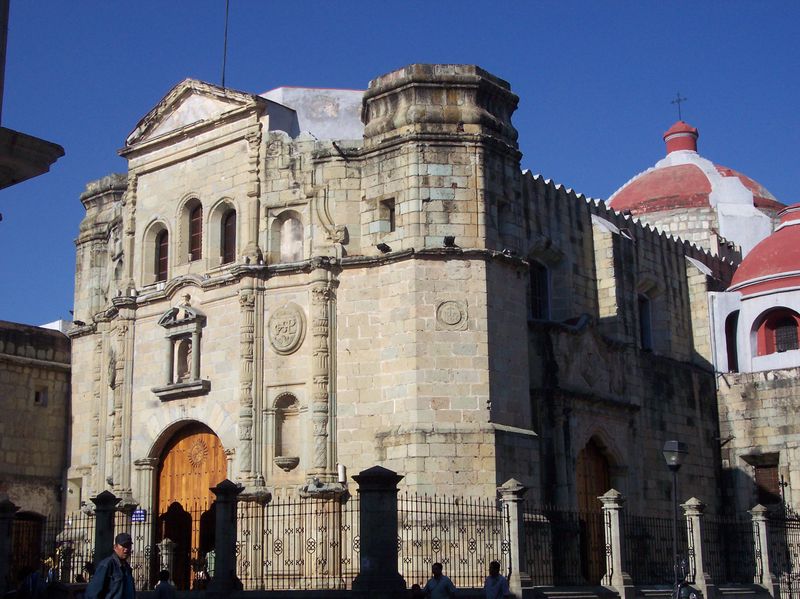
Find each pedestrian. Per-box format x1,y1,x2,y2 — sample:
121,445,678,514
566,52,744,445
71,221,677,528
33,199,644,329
483,561,509,599
85,532,135,599
423,562,456,598
153,570,175,599
17,565,46,599
410,583,425,598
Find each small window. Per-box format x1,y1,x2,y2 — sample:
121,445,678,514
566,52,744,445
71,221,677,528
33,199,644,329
380,198,396,233
529,261,550,320
189,204,203,261
638,294,652,351
221,210,236,264
155,230,169,282
775,317,799,353
756,309,800,356
33,388,48,407
755,464,781,505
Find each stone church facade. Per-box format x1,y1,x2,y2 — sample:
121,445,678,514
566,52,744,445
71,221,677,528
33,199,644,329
66,65,733,531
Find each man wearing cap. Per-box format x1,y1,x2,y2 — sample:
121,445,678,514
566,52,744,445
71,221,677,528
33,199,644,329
85,533,135,599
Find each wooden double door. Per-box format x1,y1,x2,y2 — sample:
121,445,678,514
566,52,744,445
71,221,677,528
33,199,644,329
157,424,227,590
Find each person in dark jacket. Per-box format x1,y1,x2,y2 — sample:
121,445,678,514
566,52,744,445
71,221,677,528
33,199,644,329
85,532,135,599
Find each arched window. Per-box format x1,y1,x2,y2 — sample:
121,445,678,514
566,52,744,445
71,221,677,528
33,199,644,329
529,260,550,320
725,310,740,372
155,230,169,282
189,204,202,261
221,210,236,264
756,308,800,356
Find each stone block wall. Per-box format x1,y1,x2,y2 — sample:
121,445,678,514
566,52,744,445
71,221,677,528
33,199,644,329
718,367,800,512
0,321,70,516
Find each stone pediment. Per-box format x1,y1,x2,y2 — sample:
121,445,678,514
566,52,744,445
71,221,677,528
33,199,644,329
124,79,267,148
158,303,206,328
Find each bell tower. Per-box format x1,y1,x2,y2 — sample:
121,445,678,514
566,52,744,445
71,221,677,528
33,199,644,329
360,64,522,253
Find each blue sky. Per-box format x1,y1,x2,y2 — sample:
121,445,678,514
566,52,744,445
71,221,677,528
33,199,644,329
1,1,798,326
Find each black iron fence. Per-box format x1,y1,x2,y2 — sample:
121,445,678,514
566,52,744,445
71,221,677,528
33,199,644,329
236,494,360,591
768,512,800,599
9,510,95,587
523,504,608,586
398,493,507,589
9,487,800,594
704,514,756,584
622,511,688,585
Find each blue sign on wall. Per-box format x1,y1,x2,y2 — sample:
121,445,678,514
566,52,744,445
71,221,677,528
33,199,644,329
131,508,147,523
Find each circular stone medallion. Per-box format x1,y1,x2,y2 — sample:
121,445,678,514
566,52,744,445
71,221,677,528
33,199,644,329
436,300,467,330
268,304,306,355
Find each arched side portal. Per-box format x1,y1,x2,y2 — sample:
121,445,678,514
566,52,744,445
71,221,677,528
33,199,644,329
156,422,226,590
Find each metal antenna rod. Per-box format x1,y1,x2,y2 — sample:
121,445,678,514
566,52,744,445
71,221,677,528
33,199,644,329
221,0,230,88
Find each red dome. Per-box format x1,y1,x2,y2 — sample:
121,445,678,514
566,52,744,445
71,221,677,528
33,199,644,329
609,163,711,213
729,204,800,296
608,121,783,217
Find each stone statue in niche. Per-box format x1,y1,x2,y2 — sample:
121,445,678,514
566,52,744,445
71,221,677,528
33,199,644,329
176,338,192,383
107,349,116,389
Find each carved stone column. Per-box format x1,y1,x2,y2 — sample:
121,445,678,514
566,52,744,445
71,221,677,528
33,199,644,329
238,281,256,479
110,318,129,494
242,128,262,263
121,172,138,293
309,262,335,479
91,337,103,496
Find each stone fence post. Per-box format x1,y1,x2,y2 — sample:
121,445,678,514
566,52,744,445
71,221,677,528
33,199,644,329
91,490,121,564
351,466,406,599
0,496,20,597
207,479,244,595
750,504,780,598
599,489,635,599
498,479,532,596
682,497,717,599
156,538,177,582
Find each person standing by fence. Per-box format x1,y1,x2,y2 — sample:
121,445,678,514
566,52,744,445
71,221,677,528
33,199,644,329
85,533,135,599
483,561,510,599
423,562,456,598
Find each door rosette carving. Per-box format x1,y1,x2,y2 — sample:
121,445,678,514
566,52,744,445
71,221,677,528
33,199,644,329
268,303,306,355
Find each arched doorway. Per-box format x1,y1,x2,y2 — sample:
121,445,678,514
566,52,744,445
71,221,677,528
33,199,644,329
156,423,226,590
576,438,611,584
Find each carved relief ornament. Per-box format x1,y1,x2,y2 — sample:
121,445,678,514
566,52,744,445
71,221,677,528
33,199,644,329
268,303,306,355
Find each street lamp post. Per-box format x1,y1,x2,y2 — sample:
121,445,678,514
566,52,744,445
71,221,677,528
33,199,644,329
663,440,688,599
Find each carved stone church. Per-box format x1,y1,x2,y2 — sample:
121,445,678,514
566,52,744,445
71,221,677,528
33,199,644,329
65,64,796,549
